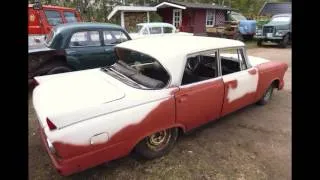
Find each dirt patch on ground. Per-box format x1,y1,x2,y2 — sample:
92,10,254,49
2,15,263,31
28,47,291,180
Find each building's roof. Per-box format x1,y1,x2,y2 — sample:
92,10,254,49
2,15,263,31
107,6,157,20
53,22,123,34
116,35,244,85
259,2,291,16
156,0,231,10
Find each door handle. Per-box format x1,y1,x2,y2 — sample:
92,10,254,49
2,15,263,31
178,94,188,103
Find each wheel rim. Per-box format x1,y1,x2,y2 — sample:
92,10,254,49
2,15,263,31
146,130,171,151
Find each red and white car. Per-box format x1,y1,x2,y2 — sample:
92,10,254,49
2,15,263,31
32,36,288,176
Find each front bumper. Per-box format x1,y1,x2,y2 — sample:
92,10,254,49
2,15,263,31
254,35,283,40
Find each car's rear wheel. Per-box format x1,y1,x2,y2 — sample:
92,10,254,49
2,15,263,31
257,84,274,105
257,40,263,46
134,128,178,159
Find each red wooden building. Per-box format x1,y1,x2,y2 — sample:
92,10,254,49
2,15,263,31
156,1,231,35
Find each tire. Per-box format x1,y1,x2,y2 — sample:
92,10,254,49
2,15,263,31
234,33,244,42
279,34,289,48
47,66,72,75
257,40,263,46
257,84,274,105
134,128,179,159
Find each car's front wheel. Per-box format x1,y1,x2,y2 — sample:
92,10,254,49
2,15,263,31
279,34,289,48
134,128,179,159
257,84,274,105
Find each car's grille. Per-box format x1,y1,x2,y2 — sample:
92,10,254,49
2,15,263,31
263,26,274,35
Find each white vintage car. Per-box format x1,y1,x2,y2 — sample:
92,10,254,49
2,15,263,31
32,36,288,176
129,22,193,39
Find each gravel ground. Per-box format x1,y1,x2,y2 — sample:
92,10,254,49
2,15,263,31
28,47,291,180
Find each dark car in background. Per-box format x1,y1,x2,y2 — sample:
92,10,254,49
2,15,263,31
28,22,131,85
255,14,291,48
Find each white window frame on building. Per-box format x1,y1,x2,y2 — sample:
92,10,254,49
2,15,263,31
206,9,215,27
172,9,182,28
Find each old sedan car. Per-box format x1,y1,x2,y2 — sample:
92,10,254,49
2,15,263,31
129,22,193,39
32,36,288,176
28,22,131,85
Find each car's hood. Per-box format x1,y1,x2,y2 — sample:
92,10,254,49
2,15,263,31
247,56,270,66
33,68,176,129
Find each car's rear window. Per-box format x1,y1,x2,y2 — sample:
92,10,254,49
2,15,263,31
45,10,63,26
63,12,78,23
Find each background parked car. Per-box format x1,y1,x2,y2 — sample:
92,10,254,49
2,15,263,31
28,22,131,85
28,2,82,46
227,11,257,40
129,22,193,39
255,13,291,48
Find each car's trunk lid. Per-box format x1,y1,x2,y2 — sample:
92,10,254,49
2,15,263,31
33,69,125,129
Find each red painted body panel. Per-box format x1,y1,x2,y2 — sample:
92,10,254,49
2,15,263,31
175,78,224,130
28,5,81,35
254,62,288,101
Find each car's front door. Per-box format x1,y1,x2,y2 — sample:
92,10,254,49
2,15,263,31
219,48,258,116
175,52,224,131
65,30,106,70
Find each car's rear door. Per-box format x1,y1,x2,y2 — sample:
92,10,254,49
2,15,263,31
175,51,224,131
65,30,107,69
101,30,130,66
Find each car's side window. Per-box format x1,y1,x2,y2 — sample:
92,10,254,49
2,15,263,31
219,48,247,75
103,30,129,45
163,27,173,33
69,31,101,47
149,27,162,34
181,51,219,85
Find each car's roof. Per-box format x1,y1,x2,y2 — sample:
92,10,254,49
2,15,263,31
116,35,245,86
116,35,244,59
137,22,175,27
53,22,123,34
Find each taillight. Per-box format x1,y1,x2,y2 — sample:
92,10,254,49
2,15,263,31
46,117,57,130
31,78,39,87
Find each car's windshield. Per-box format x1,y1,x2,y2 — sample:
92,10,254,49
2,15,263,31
102,48,170,89
135,25,143,33
271,16,291,23
45,10,63,26
230,12,247,21
63,12,78,23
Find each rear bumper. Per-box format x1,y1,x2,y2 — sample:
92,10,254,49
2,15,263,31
36,119,133,176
